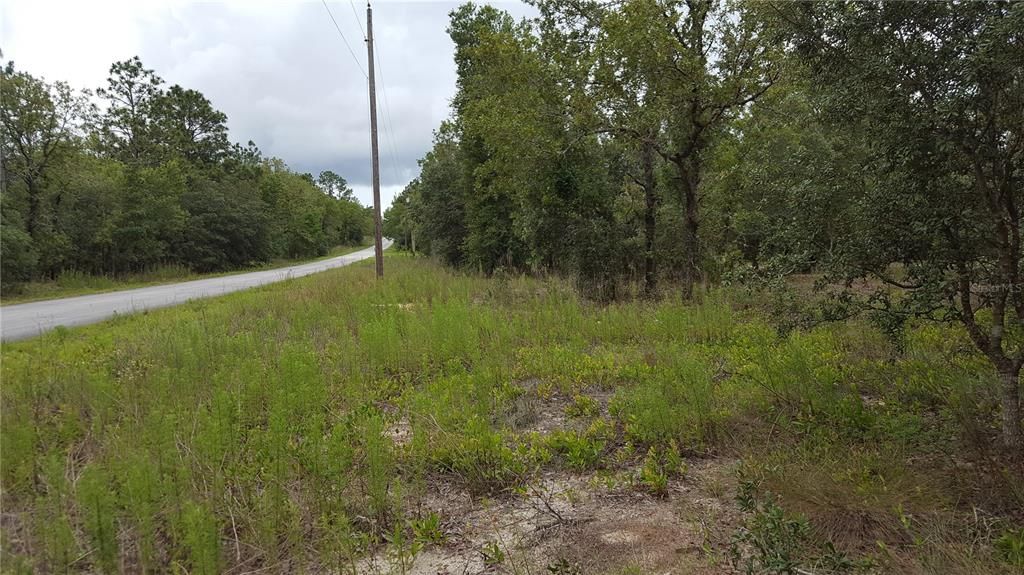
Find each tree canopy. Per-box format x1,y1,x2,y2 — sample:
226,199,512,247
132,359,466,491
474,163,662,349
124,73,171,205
1,57,370,285
384,0,1023,450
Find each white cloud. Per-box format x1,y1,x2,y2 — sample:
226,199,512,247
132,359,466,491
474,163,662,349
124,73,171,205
1,0,536,208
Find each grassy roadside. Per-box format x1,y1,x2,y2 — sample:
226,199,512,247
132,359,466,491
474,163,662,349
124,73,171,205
0,241,374,305
1,254,1021,574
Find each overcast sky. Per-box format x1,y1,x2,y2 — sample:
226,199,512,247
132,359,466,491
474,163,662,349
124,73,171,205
1,0,536,208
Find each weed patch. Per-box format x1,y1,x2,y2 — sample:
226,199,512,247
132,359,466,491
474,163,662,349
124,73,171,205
2,256,1019,572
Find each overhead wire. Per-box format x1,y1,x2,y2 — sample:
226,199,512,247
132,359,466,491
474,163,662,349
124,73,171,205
349,0,366,40
322,0,403,199
320,0,367,79
372,39,404,188
358,1,402,189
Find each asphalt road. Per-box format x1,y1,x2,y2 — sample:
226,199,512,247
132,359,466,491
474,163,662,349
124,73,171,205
0,241,391,342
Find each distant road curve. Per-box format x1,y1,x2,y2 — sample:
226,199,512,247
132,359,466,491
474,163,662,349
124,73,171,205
1,241,391,342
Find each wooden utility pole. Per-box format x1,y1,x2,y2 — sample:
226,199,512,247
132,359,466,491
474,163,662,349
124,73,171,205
366,2,384,278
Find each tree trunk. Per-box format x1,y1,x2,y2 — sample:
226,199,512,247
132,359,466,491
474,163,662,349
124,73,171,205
998,364,1023,453
25,176,40,238
676,160,701,300
641,140,657,298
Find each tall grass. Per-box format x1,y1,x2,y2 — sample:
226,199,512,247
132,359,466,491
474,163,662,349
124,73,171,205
1,254,1018,573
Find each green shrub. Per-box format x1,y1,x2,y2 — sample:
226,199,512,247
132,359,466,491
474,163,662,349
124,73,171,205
650,296,735,344
433,416,530,494
996,528,1024,567
546,429,605,471
635,443,686,496
514,345,622,394
181,501,221,575
0,223,38,294
357,413,397,526
610,354,720,449
638,447,669,496
75,466,119,574
481,540,505,567
730,490,810,575
565,393,601,418
410,512,447,546
743,332,841,418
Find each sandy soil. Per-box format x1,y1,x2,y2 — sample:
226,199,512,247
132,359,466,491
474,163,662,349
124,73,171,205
362,386,747,575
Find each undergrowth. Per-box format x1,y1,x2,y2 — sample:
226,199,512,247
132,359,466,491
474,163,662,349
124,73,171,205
1,254,1020,573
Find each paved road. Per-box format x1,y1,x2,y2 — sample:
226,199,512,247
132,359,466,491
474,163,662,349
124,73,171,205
1,241,391,342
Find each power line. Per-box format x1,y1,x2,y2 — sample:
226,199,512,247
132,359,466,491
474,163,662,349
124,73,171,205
321,0,367,78
363,2,401,188
325,0,400,201
349,0,366,40
373,40,404,187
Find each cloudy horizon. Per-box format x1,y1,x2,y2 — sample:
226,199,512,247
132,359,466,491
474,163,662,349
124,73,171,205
1,0,536,209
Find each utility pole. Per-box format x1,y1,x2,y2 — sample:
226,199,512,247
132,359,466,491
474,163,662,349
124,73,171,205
366,2,384,278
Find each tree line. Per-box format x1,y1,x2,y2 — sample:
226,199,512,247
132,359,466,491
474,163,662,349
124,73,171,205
383,1,1023,450
1,57,371,292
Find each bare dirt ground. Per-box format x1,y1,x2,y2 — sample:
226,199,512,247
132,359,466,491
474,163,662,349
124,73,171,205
363,386,747,575
358,463,744,575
